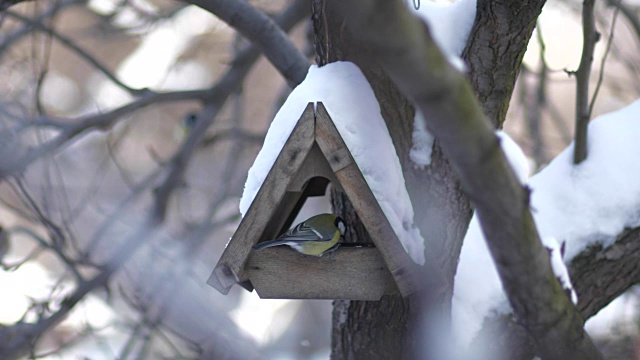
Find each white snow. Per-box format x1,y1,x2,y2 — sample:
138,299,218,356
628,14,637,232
408,0,476,166
239,62,426,264
547,237,578,304
495,130,529,183
410,0,477,71
529,99,640,260
452,212,510,349
452,131,532,348
410,109,435,169
453,99,640,349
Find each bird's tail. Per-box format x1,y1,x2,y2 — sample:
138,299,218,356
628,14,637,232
253,239,290,251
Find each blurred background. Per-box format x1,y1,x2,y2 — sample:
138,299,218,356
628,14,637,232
0,0,639,358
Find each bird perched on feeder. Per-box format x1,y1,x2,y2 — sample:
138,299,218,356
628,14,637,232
253,213,346,257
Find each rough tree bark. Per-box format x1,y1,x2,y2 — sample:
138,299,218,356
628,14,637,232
313,5,416,355
313,1,470,359
479,226,640,360
333,0,602,357
462,0,548,128
317,0,601,359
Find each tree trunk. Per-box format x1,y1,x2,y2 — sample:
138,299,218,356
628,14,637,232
462,0,547,128
313,2,471,359
328,191,416,359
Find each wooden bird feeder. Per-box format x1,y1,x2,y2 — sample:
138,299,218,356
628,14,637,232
207,102,421,300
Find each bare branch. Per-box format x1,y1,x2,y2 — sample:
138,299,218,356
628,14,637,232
151,0,309,221
473,225,640,360
0,1,310,357
573,0,598,164
1,0,309,181
152,104,220,222
0,0,80,64
329,1,601,358
0,218,156,359
0,88,208,179
4,10,150,97
0,0,33,11
589,4,621,117
186,0,310,86
524,26,549,165
607,0,640,40
201,128,264,148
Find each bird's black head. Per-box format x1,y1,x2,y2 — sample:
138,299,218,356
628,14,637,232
183,113,199,129
335,216,346,235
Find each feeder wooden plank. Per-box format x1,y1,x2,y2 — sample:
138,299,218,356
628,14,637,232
314,102,421,296
246,246,397,300
287,143,338,192
207,103,316,294
269,144,336,233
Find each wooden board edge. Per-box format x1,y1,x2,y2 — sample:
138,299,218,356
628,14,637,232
314,102,421,297
246,246,398,300
206,103,316,295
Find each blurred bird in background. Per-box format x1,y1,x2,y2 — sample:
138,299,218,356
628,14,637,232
253,213,346,257
183,112,199,134
174,112,199,142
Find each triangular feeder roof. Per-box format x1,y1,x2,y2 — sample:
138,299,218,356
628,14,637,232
207,102,421,299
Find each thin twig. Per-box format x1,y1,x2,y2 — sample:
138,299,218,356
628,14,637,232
573,0,598,164
0,88,208,179
0,218,158,359
606,0,640,41
200,128,264,148
526,25,548,165
0,0,82,62
151,0,309,221
589,4,621,117
4,10,150,97
1,0,309,181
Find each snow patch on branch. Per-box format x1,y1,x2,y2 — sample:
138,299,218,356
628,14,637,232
453,99,640,350
410,109,435,169
452,131,537,349
408,0,476,165
530,99,640,260
410,0,477,71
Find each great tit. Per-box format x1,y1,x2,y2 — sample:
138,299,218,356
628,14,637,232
253,213,346,257
173,112,199,142
181,112,199,138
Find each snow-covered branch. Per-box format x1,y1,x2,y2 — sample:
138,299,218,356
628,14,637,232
466,225,640,360
329,0,601,358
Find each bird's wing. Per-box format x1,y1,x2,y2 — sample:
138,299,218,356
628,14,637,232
280,222,333,242
252,222,334,251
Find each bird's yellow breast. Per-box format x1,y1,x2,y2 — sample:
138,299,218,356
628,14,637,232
292,232,340,256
